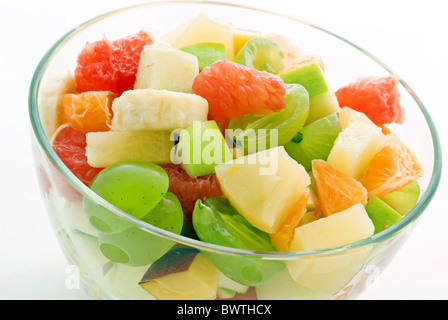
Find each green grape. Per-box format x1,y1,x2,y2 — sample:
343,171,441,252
98,192,184,266
234,37,284,74
192,197,284,286
181,43,227,71
284,113,342,170
84,162,169,234
228,84,309,154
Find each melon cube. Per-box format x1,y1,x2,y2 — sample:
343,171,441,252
134,43,199,93
327,120,386,180
161,12,234,60
215,146,310,234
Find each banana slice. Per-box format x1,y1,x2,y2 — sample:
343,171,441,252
38,72,76,140
111,88,208,132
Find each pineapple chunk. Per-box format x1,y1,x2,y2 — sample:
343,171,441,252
134,42,199,93
339,106,376,129
86,131,173,168
215,146,311,234
161,12,234,60
327,120,386,180
38,72,76,140
111,88,208,132
139,253,219,300
287,203,375,294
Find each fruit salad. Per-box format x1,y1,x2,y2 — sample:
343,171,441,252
39,12,424,300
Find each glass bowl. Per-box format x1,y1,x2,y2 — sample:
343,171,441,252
29,1,442,300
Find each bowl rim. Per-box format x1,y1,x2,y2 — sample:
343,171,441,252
28,0,442,260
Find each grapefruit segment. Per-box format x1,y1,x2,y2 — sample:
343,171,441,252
335,75,403,125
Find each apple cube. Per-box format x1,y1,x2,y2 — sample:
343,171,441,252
380,181,420,215
161,12,234,60
327,120,386,180
280,62,340,125
134,42,199,93
339,106,376,129
176,120,233,177
215,146,311,234
365,196,403,234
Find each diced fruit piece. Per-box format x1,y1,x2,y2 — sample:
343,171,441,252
234,37,284,74
134,43,199,92
161,12,234,59
335,75,403,125
38,72,77,140
192,59,286,123
176,120,233,177
111,88,208,131
161,164,223,226
270,188,310,251
181,43,227,71
139,248,220,300
327,120,386,180
289,203,374,250
286,204,374,294
380,181,420,215
262,33,305,73
312,159,367,217
192,197,284,286
215,146,310,234
284,112,342,171
280,62,340,125
75,31,153,93
51,124,103,186
256,269,333,300
229,83,309,154
86,131,173,168
339,106,375,129
361,134,424,198
233,30,259,56
86,162,169,220
298,210,323,227
58,91,117,134
365,196,403,234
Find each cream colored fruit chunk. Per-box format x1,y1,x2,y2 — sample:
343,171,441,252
86,131,173,168
215,146,311,234
139,253,219,300
327,120,385,180
286,203,374,294
38,72,76,140
339,106,376,129
161,12,234,60
134,43,199,93
111,88,208,131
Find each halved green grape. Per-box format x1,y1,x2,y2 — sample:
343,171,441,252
284,113,342,170
234,37,284,74
228,84,309,154
84,162,169,234
181,43,227,71
192,197,284,286
98,192,183,266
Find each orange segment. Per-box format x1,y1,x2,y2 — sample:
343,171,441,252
312,159,368,217
270,188,310,251
361,134,424,198
58,91,117,134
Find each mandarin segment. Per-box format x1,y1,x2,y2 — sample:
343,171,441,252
312,159,367,217
361,134,424,198
58,91,117,134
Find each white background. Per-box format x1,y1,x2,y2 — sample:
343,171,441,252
0,0,447,300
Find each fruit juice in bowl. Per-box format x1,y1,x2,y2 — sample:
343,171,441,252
29,1,441,300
